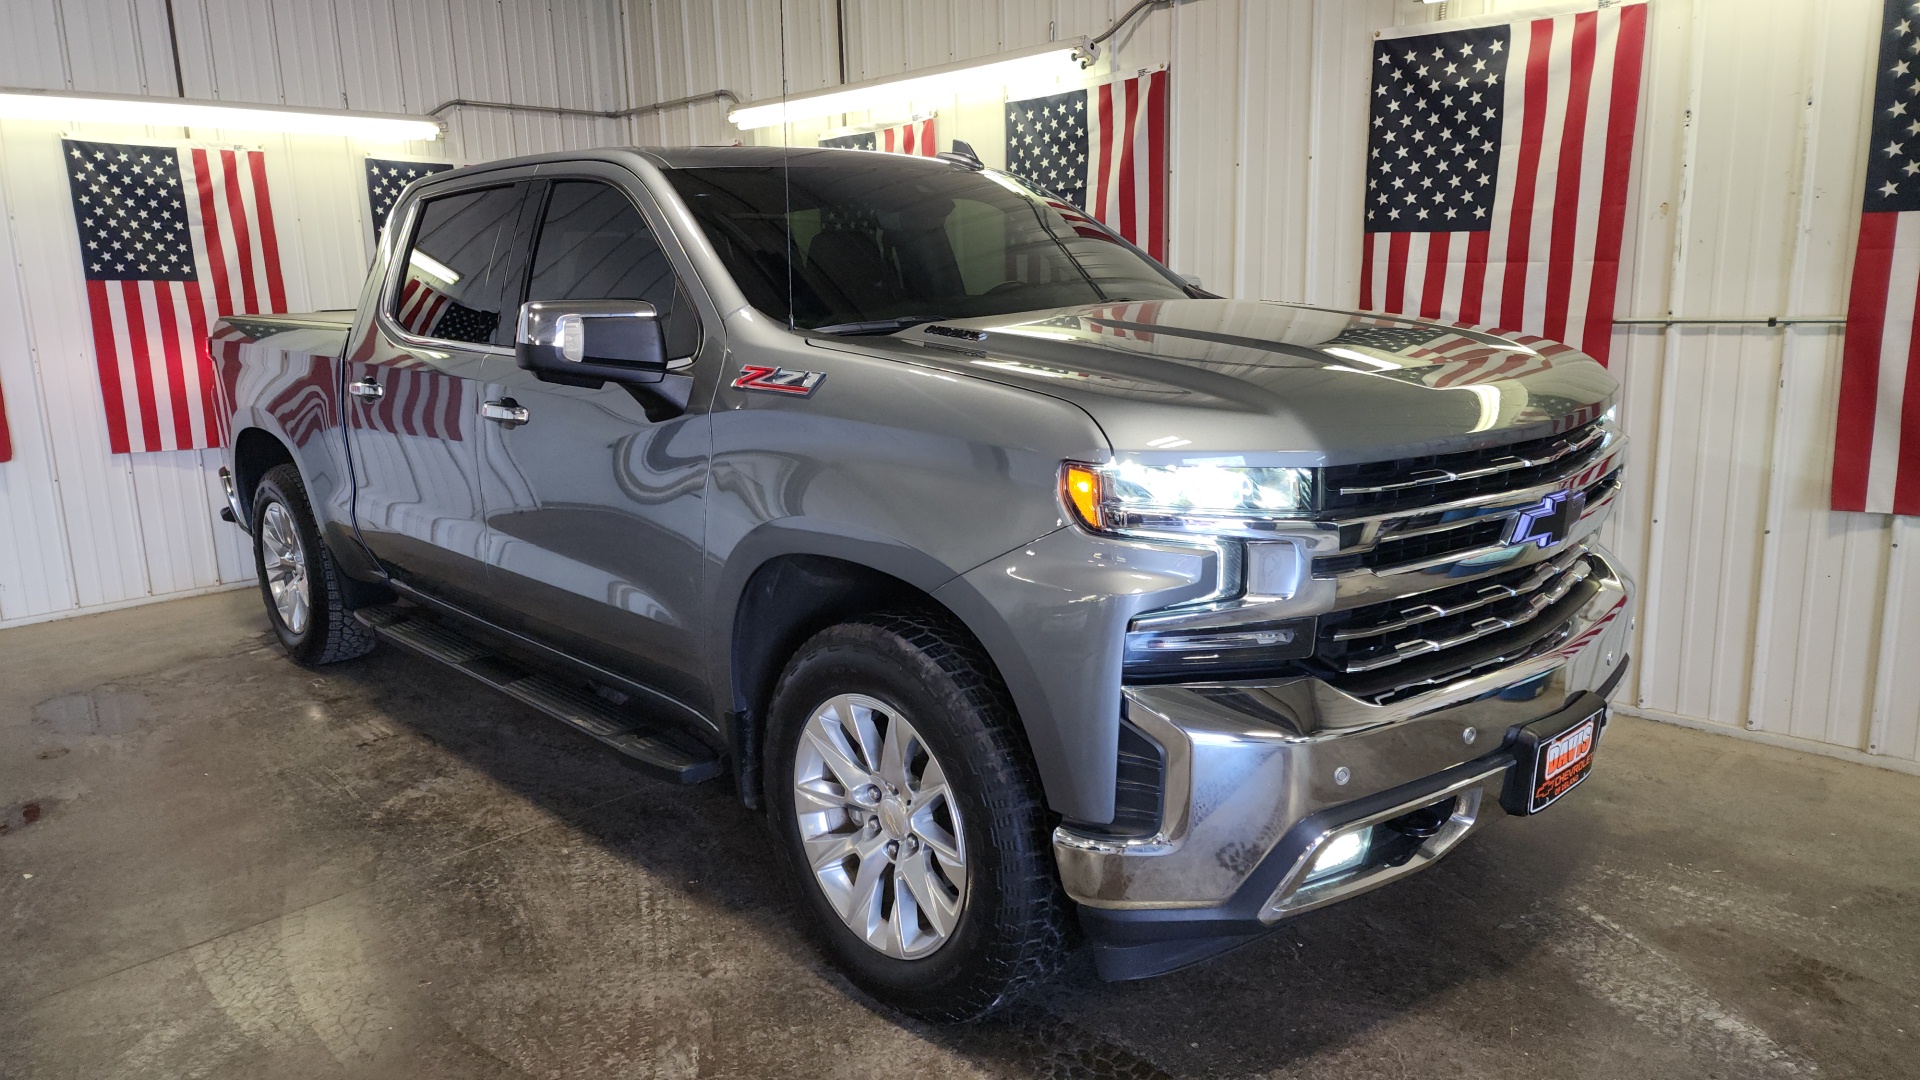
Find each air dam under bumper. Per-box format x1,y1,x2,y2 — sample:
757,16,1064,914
1056,548,1635,981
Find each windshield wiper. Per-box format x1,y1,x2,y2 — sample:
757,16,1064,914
809,315,951,336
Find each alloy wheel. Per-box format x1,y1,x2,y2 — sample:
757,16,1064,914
259,500,311,635
791,693,967,960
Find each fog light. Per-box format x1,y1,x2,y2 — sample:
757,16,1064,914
1305,827,1372,883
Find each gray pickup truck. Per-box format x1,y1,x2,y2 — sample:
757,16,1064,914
214,145,1634,1021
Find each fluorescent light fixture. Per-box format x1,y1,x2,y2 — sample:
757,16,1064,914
408,250,460,285
729,39,1094,130
0,87,442,141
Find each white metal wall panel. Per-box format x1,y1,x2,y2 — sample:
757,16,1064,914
0,0,632,630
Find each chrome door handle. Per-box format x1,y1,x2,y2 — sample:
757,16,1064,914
347,377,383,402
481,399,529,428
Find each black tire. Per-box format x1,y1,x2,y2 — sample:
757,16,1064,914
251,463,377,665
764,612,1068,1022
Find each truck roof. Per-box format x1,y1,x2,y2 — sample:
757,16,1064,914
634,145,960,169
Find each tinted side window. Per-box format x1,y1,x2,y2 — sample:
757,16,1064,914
392,184,529,347
528,181,698,360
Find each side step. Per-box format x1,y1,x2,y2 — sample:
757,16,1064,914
355,605,722,784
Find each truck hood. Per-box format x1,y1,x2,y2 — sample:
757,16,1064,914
808,299,1616,466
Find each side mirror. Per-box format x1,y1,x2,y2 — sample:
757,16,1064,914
515,299,667,386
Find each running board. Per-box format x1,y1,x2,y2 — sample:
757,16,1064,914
355,605,722,784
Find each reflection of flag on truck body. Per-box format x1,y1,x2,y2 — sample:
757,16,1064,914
1358,2,1647,366
63,138,286,453
395,277,451,335
1006,68,1169,261
349,362,466,442
1833,0,1920,515
819,117,937,156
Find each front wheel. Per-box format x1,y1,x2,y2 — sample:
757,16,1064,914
251,463,376,665
765,613,1067,1022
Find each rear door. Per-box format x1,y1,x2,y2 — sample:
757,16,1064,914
346,175,535,610
477,171,716,714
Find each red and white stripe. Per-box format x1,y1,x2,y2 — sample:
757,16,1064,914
1086,68,1170,263
1360,1,1646,365
349,364,466,442
0,376,13,463
878,118,937,157
1086,300,1164,342
395,277,450,336
90,146,285,454
1834,212,1920,514
1410,331,1570,387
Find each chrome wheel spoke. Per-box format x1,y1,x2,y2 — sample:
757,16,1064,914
845,842,889,933
877,710,913,793
896,850,961,940
802,721,873,794
803,829,859,874
793,776,847,813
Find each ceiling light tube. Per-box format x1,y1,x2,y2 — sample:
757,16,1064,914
728,39,1096,130
0,87,443,141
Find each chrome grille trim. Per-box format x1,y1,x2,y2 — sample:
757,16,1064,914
1337,555,1592,674
1328,545,1587,641
1333,422,1611,496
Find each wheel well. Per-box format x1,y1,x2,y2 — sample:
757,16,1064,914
233,428,295,520
729,554,989,809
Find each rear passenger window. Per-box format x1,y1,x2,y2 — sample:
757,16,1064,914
527,181,699,360
391,184,529,348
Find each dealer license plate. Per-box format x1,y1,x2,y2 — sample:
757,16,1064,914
1500,695,1606,816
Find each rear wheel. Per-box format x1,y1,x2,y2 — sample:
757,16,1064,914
765,613,1067,1021
251,463,376,665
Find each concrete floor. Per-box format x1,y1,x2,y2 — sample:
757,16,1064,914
2,590,1917,1080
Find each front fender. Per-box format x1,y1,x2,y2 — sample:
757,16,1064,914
934,529,1217,824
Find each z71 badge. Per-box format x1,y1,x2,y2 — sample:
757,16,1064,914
732,365,825,396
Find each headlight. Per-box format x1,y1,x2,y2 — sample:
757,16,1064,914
1061,460,1314,535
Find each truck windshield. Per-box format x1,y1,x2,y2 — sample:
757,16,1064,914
662,159,1188,332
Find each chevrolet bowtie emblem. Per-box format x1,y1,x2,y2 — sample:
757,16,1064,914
1507,489,1586,549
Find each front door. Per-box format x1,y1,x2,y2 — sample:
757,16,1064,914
347,178,534,612
478,174,716,715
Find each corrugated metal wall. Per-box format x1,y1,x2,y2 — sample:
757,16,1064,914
625,0,1920,773
0,0,631,628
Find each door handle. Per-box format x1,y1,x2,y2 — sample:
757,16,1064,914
347,377,383,402
481,398,529,428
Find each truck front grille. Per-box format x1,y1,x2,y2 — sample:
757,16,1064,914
1314,466,1622,576
1309,547,1597,704
1319,415,1609,516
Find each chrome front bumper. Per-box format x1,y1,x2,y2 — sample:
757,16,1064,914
1056,547,1634,973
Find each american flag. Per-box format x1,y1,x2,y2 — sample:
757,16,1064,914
819,117,937,156
1835,0,1920,515
0,378,13,463
366,157,455,244
1006,68,1169,261
1359,1,1647,366
63,138,285,453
